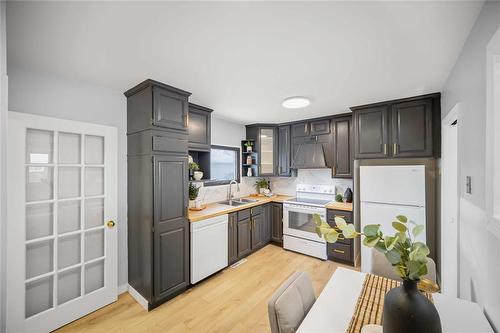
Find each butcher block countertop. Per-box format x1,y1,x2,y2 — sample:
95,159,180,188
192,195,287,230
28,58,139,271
188,194,294,222
325,201,353,212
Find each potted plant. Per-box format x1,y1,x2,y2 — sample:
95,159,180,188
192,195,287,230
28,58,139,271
244,140,253,152
314,214,441,333
189,162,203,181
188,182,200,208
254,178,270,195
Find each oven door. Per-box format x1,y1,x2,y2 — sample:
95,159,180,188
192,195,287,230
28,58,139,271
283,204,326,242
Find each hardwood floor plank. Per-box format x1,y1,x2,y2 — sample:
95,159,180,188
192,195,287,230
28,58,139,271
56,244,357,333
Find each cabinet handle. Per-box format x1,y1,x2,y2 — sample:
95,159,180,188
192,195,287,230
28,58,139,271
333,249,345,254
393,143,398,155
304,123,308,133
383,143,388,155
183,114,188,127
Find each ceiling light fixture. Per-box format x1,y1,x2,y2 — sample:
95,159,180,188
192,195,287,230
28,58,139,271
282,96,310,109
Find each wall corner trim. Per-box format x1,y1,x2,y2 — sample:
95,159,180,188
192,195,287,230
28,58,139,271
127,285,149,311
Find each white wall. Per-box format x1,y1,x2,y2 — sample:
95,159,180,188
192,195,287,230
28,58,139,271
441,2,500,330
0,2,7,332
7,66,129,289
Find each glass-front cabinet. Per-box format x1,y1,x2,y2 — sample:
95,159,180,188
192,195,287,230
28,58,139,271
259,127,276,176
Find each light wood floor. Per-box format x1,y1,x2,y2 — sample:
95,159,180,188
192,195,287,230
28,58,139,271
57,244,356,333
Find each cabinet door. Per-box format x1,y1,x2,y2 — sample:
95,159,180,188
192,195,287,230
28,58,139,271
251,213,263,249
228,213,238,265
391,99,433,157
310,119,330,135
354,106,389,159
271,203,283,243
315,133,334,167
237,218,252,258
188,107,211,151
153,155,189,302
326,209,354,264
153,87,189,132
261,204,272,243
259,127,277,176
291,122,309,138
332,117,353,178
278,126,291,176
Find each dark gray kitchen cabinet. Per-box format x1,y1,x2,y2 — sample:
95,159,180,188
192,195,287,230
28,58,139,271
188,103,212,151
326,209,354,266
262,204,272,244
126,79,191,310
125,79,191,135
237,210,252,258
332,117,353,178
391,99,433,157
228,212,238,265
277,126,291,176
353,105,389,159
291,122,310,137
310,119,330,136
245,125,278,176
271,203,283,244
251,212,264,249
351,93,440,159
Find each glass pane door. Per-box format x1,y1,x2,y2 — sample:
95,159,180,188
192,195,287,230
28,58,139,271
260,128,275,174
24,129,106,318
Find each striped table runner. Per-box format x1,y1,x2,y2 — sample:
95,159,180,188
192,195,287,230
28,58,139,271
346,274,433,333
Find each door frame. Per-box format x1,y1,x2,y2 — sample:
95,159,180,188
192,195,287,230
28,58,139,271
6,111,118,332
440,104,460,297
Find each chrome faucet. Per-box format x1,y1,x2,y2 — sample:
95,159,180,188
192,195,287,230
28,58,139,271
228,180,240,201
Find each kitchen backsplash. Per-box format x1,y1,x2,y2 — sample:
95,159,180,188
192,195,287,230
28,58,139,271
198,169,353,204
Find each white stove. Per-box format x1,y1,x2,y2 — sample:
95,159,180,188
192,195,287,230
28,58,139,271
283,184,336,260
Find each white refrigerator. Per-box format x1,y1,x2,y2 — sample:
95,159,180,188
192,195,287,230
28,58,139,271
360,165,426,273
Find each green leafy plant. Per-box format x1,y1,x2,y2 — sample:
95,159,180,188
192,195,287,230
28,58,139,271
189,182,200,200
335,193,343,202
189,162,200,171
243,141,253,148
315,214,430,281
254,178,270,192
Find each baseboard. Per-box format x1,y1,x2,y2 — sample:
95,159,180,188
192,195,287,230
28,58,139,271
118,284,128,295
127,285,149,311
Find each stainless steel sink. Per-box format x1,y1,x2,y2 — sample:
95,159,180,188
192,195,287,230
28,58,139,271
218,198,258,206
218,200,247,207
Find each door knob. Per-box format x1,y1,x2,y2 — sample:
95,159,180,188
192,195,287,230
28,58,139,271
107,220,116,228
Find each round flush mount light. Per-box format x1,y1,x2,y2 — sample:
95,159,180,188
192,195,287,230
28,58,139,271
282,96,310,109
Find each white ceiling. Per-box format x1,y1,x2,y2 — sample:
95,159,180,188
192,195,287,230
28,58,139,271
6,1,482,124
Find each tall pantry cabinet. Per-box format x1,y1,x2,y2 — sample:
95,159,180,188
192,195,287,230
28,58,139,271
125,79,191,310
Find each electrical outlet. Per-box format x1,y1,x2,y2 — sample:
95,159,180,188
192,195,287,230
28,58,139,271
466,176,472,194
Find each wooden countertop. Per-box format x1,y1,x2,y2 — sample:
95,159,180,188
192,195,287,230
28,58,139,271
188,194,294,222
325,201,353,211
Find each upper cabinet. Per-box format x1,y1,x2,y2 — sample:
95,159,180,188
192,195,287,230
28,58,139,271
351,93,440,159
125,79,191,135
277,126,291,176
188,103,212,151
291,122,310,137
259,127,277,176
310,119,331,136
332,117,353,178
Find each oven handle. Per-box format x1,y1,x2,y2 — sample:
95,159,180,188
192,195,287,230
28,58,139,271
283,206,326,215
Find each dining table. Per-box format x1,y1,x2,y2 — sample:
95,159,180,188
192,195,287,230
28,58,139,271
297,267,493,333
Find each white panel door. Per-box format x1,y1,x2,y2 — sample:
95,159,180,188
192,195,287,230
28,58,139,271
360,202,426,273
360,165,426,206
6,112,118,333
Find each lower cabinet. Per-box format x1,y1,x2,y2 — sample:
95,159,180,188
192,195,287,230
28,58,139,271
271,203,283,244
228,213,238,265
229,203,277,263
326,209,355,266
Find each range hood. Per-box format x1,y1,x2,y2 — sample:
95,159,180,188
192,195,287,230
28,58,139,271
290,142,327,169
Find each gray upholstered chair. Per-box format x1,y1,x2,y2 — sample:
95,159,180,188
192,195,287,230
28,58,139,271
268,272,316,333
371,249,437,283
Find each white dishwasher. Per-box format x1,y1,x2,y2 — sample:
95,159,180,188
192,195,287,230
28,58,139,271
190,214,228,284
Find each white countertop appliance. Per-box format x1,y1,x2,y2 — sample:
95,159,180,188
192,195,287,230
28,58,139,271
190,214,228,284
283,184,336,260
360,165,426,273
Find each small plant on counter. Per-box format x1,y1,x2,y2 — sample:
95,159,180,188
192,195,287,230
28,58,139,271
335,193,343,202
254,178,270,193
189,182,200,201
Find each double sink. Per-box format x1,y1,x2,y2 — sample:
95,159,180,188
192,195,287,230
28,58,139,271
218,197,258,207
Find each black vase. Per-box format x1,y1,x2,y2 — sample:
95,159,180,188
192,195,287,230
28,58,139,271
343,187,353,203
383,280,442,333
